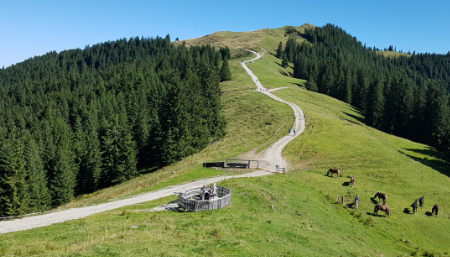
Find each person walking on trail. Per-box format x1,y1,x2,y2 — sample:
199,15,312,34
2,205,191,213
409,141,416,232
293,129,296,135
355,195,360,209
289,128,291,134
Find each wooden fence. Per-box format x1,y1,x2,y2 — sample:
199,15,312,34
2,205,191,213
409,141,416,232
178,186,232,212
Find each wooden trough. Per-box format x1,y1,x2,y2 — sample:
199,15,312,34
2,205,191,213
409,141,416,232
178,186,232,212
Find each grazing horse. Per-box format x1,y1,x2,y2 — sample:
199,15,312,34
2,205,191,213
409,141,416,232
374,191,387,204
411,199,418,214
419,196,424,209
327,168,340,178
374,204,391,217
432,204,439,217
351,175,355,187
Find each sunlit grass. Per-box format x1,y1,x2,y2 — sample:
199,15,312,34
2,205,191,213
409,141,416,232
2,25,450,257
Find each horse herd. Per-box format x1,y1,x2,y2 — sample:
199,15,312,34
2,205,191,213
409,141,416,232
327,168,440,218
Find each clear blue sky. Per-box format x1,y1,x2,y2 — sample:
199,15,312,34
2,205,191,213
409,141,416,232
1,0,449,68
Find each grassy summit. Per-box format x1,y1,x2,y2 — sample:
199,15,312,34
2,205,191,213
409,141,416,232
1,25,449,256
377,51,411,58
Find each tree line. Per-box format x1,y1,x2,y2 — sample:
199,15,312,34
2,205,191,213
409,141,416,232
277,24,450,154
0,35,231,216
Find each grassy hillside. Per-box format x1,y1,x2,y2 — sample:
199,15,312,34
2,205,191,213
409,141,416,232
377,51,411,58
1,26,450,256
3,65,449,256
60,24,308,209
184,24,313,52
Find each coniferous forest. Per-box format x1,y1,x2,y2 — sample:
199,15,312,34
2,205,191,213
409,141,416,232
281,24,450,154
0,35,228,216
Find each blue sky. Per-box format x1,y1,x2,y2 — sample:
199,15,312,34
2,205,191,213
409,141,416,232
1,0,449,68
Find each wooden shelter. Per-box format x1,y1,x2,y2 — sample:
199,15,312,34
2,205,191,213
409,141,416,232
178,186,231,212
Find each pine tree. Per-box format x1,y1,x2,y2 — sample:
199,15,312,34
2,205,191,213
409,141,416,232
220,58,231,82
276,42,283,58
50,147,77,206
306,77,318,92
366,77,384,128
0,136,30,215
282,52,289,68
25,137,51,212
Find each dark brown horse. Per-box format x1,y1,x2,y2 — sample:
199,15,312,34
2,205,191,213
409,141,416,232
419,196,424,209
411,199,418,214
374,191,387,204
351,175,355,187
327,168,340,178
374,204,391,217
432,204,439,217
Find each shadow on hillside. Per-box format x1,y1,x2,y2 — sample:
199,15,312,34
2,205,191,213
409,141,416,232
425,211,433,217
342,181,351,187
370,198,379,204
279,69,291,77
343,112,365,124
399,147,450,177
292,83,305,88
403,208,411,214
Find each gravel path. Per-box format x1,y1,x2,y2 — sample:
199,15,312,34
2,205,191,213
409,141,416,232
0,170,271,234
240,49,306,170
0,49,306,234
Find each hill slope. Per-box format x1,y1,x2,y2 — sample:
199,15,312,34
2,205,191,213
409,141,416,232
1,25,450,256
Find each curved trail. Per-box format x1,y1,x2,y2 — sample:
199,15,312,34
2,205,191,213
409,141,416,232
241,50,306,170
0,50,306,234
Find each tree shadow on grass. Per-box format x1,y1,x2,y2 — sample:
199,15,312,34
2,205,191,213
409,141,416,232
279,69,291,77
275,61,283,68
343,112,365,124
399,147,450,178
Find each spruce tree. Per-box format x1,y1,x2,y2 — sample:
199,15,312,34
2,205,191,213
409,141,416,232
0,135,29,215
25,137,51,212
220,58,231,82
282,52,289,68
276,42,283,58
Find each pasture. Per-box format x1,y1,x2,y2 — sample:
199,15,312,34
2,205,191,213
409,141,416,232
1,26,449,256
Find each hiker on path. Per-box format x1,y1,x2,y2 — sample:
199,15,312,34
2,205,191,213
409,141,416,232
355,195,360,209
289,128,291,134
293,129,296,135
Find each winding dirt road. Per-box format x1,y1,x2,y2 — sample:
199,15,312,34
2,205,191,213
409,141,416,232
0,49,306,234
240,49,306,170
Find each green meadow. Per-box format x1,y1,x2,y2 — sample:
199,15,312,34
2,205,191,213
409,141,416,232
1,26,449,256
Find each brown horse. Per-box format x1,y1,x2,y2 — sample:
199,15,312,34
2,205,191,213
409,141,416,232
327,168,340,178
374,204,391,217
351,175,355,187
374,191,387,204
411,199,418,214
419,196,424,209
432,204,439,217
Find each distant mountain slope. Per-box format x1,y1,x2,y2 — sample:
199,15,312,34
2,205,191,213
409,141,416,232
182,24,315,52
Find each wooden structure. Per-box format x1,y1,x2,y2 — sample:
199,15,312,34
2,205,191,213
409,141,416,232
225,159,260,169
178,186,232,212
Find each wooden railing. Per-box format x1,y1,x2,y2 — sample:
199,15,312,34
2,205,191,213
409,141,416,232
178,186,232,212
